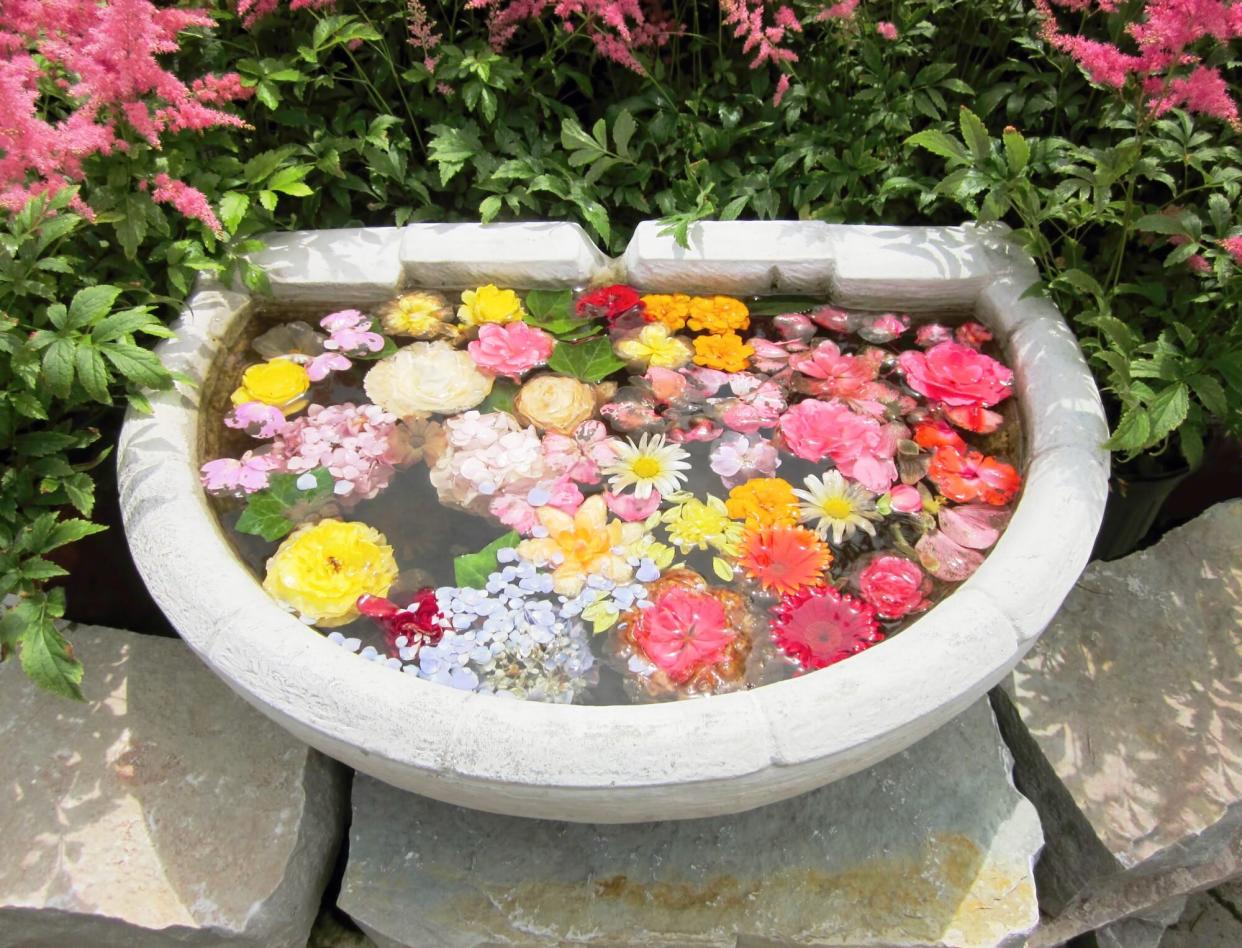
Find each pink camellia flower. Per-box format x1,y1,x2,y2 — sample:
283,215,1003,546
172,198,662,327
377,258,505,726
954,321,993,348
857,555,931,619
916,323,953,347
306,352,351,382
749,337,809,373
604,488,662,521
778,399,899,492
682,366,732,396
225,400,288,439
631,587,735,685
859,312,909,343
600,399,662,432
669,418,725,443
773,313,816,341
542,429,605,484
897,341,1014,409
790,340,875,397
200,452,278,496
808,305,852,333
876,20,899,40
709,432,780,488
467,322,556,379
716,375,787,433
888,483,923,513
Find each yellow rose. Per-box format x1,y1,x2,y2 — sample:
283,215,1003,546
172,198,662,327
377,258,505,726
615,323,693,369
377,291,456,339
263,519,398,627
363,341,493,417
230,359,311,414
514,374,597,434
457,284,526,326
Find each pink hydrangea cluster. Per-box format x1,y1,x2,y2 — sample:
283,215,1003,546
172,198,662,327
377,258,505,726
467,322,555,379
266,402,415,502
200,451,279,496
321,310,384,357
778,398,901,492
0,0,249,218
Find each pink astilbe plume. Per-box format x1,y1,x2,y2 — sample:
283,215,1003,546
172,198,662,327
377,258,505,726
148,173,223,234
407,0,444,70
0,0,250,219
235,0,336,29
721,1,802,69
1036,0,1242,127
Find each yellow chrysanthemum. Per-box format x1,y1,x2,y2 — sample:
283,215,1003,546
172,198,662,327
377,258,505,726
231,359,311,415
687,295,750,334
641,293,692,332
263,519,398,627
615,323,694,369
661,494,745,557
725,477,800,530
517,495,644,596
692,331,753,372
377,291,455,339
457,284,526,326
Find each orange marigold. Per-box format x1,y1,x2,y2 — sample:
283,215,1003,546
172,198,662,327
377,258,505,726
739,525,832,595
687,295,750,334
693,331,753,372
726,477,800,529
641,293,692,332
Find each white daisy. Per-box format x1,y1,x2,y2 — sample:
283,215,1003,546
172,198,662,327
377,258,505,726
602,433,691,499
794,470,882,544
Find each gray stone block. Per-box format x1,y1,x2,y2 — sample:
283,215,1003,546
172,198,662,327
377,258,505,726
0,624,347,947
993,501,1242,945
339,699,1041,947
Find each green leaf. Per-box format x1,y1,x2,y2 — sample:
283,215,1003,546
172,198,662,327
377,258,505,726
524,288,574,322
546,336,625,383
219,192,250,234
68,285,122,330
905,129,968,164
612,109,637,159
19,606,83,700
101,344,169,388
93,307,159,343
1189,374,1228,417
1002,126,1029,174
15,430,79,458
1105,407,1151,453
959,107,992,163
711,556,735,582
1134,214,1189,236
21,557,69,581
115,194,149,260
747,295,818,316
74,345,112,403
479,379,518,414
453,531,521,588
1147,382,1190,442
42,517,106,553
42,338,76,399
235,469,334,542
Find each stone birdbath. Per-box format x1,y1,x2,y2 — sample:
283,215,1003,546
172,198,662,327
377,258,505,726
117,220,1108,822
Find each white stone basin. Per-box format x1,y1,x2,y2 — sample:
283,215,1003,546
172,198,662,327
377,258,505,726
117,221,1109,822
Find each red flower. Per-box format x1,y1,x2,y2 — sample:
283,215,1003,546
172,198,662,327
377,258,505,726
913,419,967,453
631,587,735,684
771,586,883,671
927,446,1022,506
943,405,1004,434
357,589,444,657
576,284,646,323
857,555,932,619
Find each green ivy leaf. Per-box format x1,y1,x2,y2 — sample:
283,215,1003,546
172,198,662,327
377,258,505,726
546,336,624,383
454,530,521,588
235,469,335,542
479,379,518,414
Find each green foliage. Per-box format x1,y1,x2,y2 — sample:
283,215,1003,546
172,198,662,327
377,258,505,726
546,337,627,383
235,469,335,542
454,531,521,588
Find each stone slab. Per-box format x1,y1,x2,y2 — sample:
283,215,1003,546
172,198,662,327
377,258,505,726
400,222,611,288
246,227,404,302
993,501,1242,944
338,699,1042,947
1160,886,1242,947
0,624,347,948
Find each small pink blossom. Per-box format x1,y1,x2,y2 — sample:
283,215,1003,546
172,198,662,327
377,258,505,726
859,312,910,343
772,313,817,342
888,484,923,513
816,0,859,20
306,352,351,381
604,488,662,521
200,452,278,495
790,340,876,397
321,309,384,355
876,21,899,41
916,324,953,347
644,366,688,403
808,305,852,333
943,405,1006,434
490,477,585,534
954,321,993,348
669,418,725,443
1187,253,1211,274
225,401,288,439
1220,236,1242,265
467,321,555,379
749,337,809,373
709,432,780,488
898,341,1014,409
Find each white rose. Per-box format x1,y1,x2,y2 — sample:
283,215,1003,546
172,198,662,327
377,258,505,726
364,341,493,416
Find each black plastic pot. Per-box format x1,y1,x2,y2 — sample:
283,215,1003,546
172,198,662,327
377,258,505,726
1091,457,1193,562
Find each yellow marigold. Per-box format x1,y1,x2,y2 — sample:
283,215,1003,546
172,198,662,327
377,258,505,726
693,331,753,372
231,359,311,415
725,477,800,529
262,519,398,627
377,291,455,339
641,293,692,331
687,295,750,334
615,323,694,369
457,284,526,326
661,494,745,557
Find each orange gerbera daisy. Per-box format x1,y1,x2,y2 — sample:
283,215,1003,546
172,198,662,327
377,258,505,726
738,525,832,595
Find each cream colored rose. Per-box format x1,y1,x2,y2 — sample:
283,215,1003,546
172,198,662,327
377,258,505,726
514,374,597,434
364,341,492,416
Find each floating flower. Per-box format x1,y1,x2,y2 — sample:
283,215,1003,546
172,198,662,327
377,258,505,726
514,374,598,433
913,419,968,453
915,323,953,347
641,293,692,331
376,291,455,338
750,337,809,373
457,284,526,326
709,431,780,489
230,359,311,414
809,305,853,333
857,555,932,619
778,399,899,491
428,411,547,514
938,502,1012,550
200,452,278,496
886,483,924,513
954,321,993,348
770,585,883,671
915,530,985,582
467,321,556,379
615,323,694,369
517,495,643,596
225,401,288,439
858,312,909,343
725,477,800,529
364,341,493,416
692,332,753,372
687,295,750,334
357,589,445,658
263,519,398,627
943,405,1005,434
773,313,817,342
927,446,1022,506
321,309,385,356
602,432,691,499
306,352,351,382
577,284,644,322
661,494,745,556
794,471,882,544
898,341,1013,409
604,488,663,522
790,340,875,397
739,525,832,595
